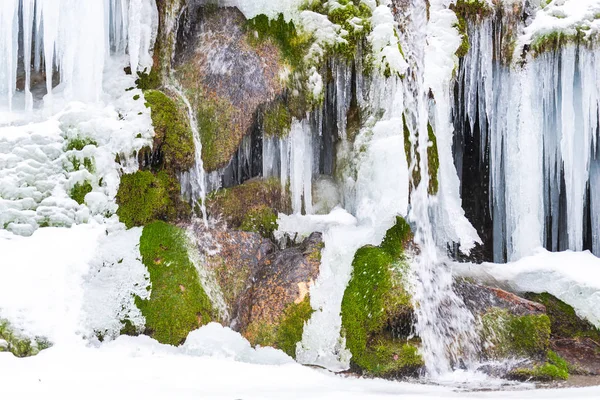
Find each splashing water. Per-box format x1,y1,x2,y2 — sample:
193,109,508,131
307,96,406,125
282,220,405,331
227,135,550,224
402,0,481,377
166,81,209,227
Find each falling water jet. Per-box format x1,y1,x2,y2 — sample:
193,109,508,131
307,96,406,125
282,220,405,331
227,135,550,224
166,79,209,227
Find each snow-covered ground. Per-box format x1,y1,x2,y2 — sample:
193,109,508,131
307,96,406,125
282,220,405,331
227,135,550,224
1,333,599,399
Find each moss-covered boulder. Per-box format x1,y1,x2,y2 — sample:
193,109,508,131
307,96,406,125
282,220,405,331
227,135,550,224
135,222,215,345
341,216,423,377
524,292,600,375
0,319,51,357
143,89,195,172
116,170,191,228
173,7,284,172
206,178,290,236
456,282,570,381
236,233,323,358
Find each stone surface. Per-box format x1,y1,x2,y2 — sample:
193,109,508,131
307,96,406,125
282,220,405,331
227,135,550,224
174,6,284,172
236,233,323,333
456,280,546,317
552,338,600,375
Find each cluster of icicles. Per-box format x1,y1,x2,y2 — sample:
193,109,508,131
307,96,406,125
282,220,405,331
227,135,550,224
458,19,600,262
0,0,157,112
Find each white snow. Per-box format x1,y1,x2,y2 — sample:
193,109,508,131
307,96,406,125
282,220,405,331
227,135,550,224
455,248,600,329
520,0,600,49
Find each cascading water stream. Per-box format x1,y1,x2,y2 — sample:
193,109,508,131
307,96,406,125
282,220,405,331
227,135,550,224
166,81,209,227
402,0,480,377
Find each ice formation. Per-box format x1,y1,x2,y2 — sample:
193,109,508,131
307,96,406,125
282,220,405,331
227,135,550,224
0,0,158,112
456,7,600,261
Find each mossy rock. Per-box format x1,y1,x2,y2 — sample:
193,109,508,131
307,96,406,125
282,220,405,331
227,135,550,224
135,222,215,345
238,233,323,357
0,319,51,358
262,100,293,138
341,216,421,376
509,350,570,381
144,89,195,172
240,205,279,240
481,308,551,359
245,296,314,358
206,178,290,233
116,171,170,228
524,292,600,342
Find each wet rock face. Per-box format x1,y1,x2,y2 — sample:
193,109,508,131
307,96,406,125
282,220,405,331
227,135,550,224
199,225,277,324
456,281,547,317
236,233,323,333
552,338,600,375
173,6,284,172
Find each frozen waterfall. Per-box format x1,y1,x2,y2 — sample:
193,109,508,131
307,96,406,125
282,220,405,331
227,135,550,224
0,0,158,113
455,18,600,262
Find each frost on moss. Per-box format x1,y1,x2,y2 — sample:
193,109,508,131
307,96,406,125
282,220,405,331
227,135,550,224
144,90,195,172
0,319,51,358
135,222,215,346
341,216,422,377
245,296,314,358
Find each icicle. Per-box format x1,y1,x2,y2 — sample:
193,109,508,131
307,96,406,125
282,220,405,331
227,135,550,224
288,119,313,214
0,1,19,110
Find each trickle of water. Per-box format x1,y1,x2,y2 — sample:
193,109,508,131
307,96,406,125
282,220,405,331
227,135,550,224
166,81,209,226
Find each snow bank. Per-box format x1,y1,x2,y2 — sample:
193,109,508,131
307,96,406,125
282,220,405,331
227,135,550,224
0,332,599,398
0,224,105,344
455,248,600,328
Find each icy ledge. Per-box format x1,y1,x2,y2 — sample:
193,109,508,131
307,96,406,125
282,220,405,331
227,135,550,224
455,249,600,329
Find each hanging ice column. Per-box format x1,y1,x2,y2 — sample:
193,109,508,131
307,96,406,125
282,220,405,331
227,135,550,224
0,0,158,112
456,18,600,261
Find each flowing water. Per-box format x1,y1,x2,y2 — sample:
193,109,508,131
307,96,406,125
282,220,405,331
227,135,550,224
166,81,209,226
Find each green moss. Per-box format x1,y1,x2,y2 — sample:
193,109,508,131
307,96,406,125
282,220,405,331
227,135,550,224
525,292,600,341
116,171,170,228
362,339,424,377
402,115,440,195
263,101,293,138
70,181,93,205
240,205,279,239
136,222,215,345
144,90,195,171
275,297,314,357
454,12,470,58
453,0,492,20
65,137,97,151
482,308,551,359
246,13,310,67
194,92,237,172
136,68,161,91
206,178,289,229
427,122,439,195
511,351,570,381
244,296,314,358
341,217,416,376
530,30,585,57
